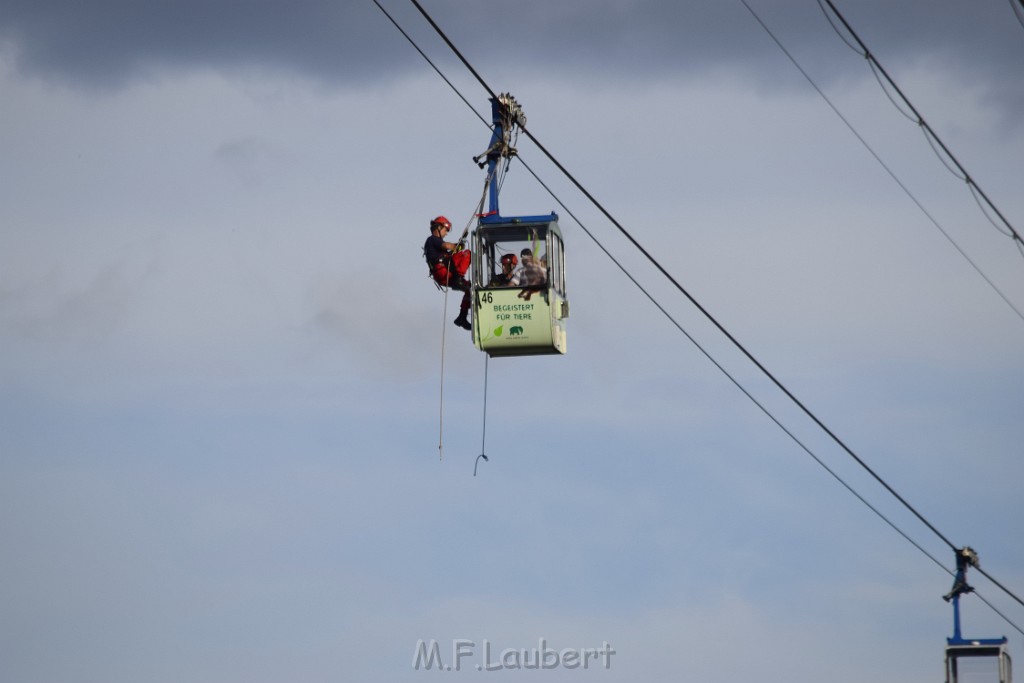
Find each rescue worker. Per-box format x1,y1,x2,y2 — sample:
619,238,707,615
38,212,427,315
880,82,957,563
424,215,473,330
489,253,519,286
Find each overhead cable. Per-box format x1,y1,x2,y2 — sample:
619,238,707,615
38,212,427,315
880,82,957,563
1012,0,1024,32
405,0,960,553
743,0,1024,324
376,0,958,578
371,0,485,126
379,0,1024,625
819,0,1024,259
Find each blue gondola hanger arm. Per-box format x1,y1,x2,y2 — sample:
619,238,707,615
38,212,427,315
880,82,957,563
473,93,526,216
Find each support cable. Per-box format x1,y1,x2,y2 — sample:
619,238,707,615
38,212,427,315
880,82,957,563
380,0,1023,623
519,155,1024,635
410,0,960,555
372,0,484,125
818,0,1024,256
745,0,1024,325
977,564,1024,611
1011,0,1024,33
513,156,963,597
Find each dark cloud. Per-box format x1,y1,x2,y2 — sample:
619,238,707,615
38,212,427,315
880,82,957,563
2,0,1022,108
0,0,403,88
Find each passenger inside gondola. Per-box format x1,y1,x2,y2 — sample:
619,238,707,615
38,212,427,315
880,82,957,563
516,248,546,300
489,253,519,287
516,248,546,287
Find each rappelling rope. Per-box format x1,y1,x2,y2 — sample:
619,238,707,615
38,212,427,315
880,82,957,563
437,285,449,460
436,174,494,462
474,354,490,476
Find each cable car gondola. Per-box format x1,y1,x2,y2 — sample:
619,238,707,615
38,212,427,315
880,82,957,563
943,548,1012,683
469,94,568,357
472,212,568,356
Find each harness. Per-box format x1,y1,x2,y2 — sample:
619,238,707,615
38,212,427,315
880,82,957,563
424,244,452,290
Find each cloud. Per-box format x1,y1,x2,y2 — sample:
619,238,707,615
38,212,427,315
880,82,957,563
2,0,1021,117
0,0,399,88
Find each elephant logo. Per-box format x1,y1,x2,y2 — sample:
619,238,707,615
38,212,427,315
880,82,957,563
509,326,524,336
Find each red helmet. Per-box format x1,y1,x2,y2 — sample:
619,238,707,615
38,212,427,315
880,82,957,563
431,215,452,231
500,253,518,267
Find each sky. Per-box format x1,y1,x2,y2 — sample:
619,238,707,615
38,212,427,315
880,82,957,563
1,1,1023,681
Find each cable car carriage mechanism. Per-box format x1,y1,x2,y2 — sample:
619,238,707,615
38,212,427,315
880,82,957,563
469,94,568,357
943,547,1012,683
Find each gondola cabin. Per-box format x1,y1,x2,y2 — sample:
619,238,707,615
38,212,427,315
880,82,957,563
945,638,1012,683
471,213,568,356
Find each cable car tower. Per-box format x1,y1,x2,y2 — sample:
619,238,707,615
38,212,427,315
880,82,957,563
943,547,1012,683
470,94,569,357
